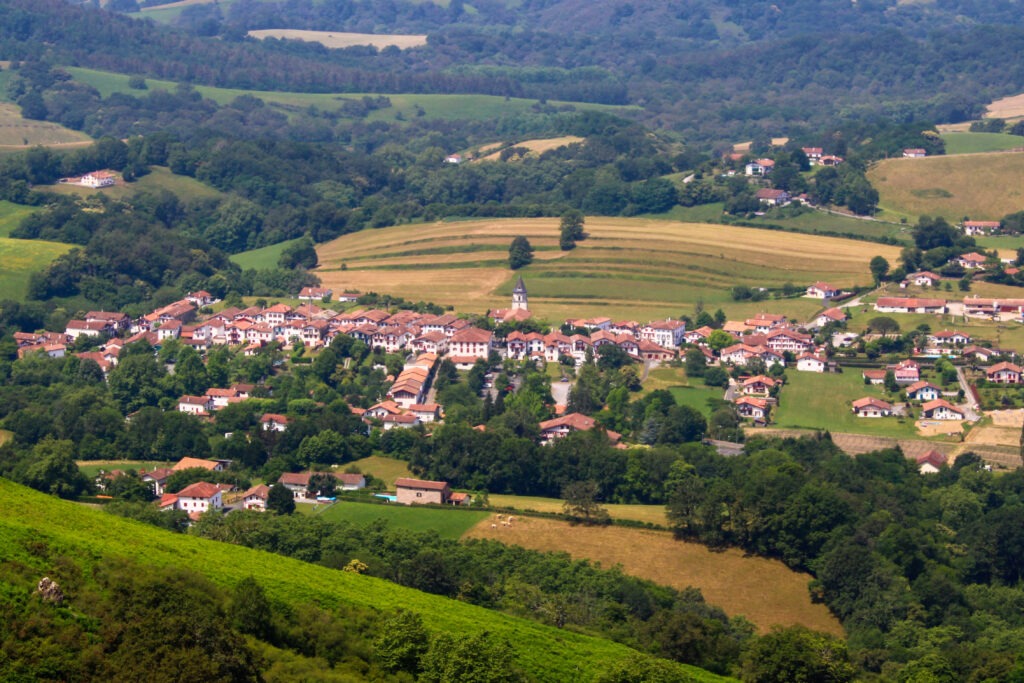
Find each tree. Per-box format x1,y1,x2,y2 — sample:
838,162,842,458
278,236,318,270
231,577,273,641
741,626,854,683
703,367,729,387
18,437,91,499
267,484,295,514
707,330,735,352
685,348,707,378
869,255,890,286
508,235,534,269
307,472,337,498
374,611,430,674
562,480,610,524
559,210,585,250
867,317,900,335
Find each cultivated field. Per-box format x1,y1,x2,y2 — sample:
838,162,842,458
464,516,843,636
941,132,1024,155
316,500,489,539
315,217,899,321
249,29,428,50
473,136,585,161
986,92,1024,120
0,236,73,301
868,153,1024,222
64,67,638,124
0,103,91,150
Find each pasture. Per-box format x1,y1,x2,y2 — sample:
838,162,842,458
346,454,414,487
315,217,898,322
64,67,638,123
487,493,671,526
249,29,428,50
0,102,91,150
0,236,73,301
464,516,843,636
38,166,223,202
0,200,38,237
867,153,1024,222
941,132,1024,155
230,238,303,271
986,92,1024,120
315,500,489,539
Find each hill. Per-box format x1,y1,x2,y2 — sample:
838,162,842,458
0,235,73,301
0,478,731,681
867,152,1024,221
0,102,92,152
315,217,900,321
941,132,1024,155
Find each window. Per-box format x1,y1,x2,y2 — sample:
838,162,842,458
416,492,422,497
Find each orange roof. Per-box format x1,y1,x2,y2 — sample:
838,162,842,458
395,477,449,491
177,481,222,499
173,457,220,471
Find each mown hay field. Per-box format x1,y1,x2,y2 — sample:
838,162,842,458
249,29,428,49
487,493,671,526
473,136,585,161
316,217,899,321
0,103,92,150
986,92,1024,120
463,516,843,636
868,153,1024,222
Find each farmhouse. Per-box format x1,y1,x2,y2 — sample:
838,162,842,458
874,297,947,314
173,457,227,472
963,296,1024,317
448,327,493,359
852,397,893,417
745,158,775,176
395,478,450,505
242,484,270,511
538,412,622,445
177,395,212,416
917,450,948,474
140,468,174,496
903,148,927,158
742,375,777,396
813,307,847,328
906,271,942,287
961,220,1001,236
173,481,224,516
905,381,942,402
65,319,111,339
892,360,920,384
955,252,989,270
755,188,790,206
299,286,333,301
796,353,827,372
927,330,971,347
80,170,116,188
801,147,823,162
819,155,844,167
806,282,841,299
920,399,964,420
260,413,290,431
986,361,1022,384
639,319,687,349
734,396,769,420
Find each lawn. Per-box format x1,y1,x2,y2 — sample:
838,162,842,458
64,66,639,124
315,217,898,322
0,200,38,237
941,132,1024,155
76,460,175,478
0,480,731,682
868,153,1024,222
230,238,303,270
464,516,842,636
0,236,73,301
346,454,414,487
671,385,727,416
316,499,489,539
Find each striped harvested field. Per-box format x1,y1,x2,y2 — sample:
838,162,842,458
474,136,585,161
248,30,428,50
986,92,1024,120
464,516,843,636
316,217,899,321
0,103,91,149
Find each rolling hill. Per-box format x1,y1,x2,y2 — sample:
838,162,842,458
0,479,732,682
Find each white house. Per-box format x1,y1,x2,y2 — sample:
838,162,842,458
178,395,212,416
260,413,290,431
173,481,223,514
920,399,964,421
796,353,826,373
806,282,841,299
639,319,687,349
745,159,775,176
242,484,270,511
905,381,942,402
986,362,1022,384
961,220,1001,236
903,148,927,158
852,397,892,417
81,171,116,188
917,450,947,474
448,327,493,359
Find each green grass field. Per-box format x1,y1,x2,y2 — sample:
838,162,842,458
0,479,731,682
486,494,671,526
0,102,92,150
64,66,639,123
315,499,489,539
0,200,38,237
0,236,73,301
772,370,922,439
39,166,223,201
868,153,1024,222
315,217,899,322
746,209,910,242
75,460,175,478
346,455,414,487
941,132,1024,155
230,238,303,270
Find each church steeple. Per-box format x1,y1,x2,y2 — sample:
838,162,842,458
512,276,528,311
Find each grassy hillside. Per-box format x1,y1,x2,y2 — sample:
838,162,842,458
0,235,73,301
230,238,303,270
64,66,640,123
315,217,900,321
868,153,1024,222
0,102,92,151
314,500,489,539
941,132,1024,155
0,479,731,682
38,166,224,202
0,200,38,237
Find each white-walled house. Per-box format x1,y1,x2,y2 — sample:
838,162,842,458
796,353,826,373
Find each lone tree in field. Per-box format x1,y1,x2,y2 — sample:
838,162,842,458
562,480,609,524
559,210,585,250
508,235,534,270
869,255,890,286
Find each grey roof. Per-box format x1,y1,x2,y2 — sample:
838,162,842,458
513,276,527,293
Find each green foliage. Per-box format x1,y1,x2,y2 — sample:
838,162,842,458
267,483,295,514
508,235,534,270
741,626,854,683
374,610,430,674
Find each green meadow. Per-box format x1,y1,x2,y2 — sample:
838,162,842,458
314,499,490,539
940,132,1024,155
230,238,303,270
0,479,731,682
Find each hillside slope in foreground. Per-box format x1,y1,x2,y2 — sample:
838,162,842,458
0,479,731,682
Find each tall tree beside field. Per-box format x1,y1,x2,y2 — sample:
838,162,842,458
508,235,534,269
559,210,585,250
267,484,295,514
869,255,890,286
